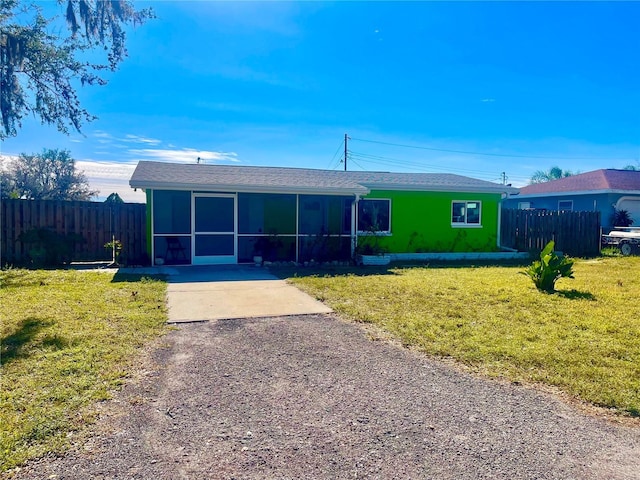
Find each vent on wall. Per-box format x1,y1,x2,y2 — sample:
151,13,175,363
558,200,573,211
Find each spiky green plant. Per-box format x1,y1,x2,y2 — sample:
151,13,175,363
522,240,574,293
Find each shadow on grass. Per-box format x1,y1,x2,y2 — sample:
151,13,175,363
0,317,53,366
556,289,597,301
0,270,47,289
272,259,533,280
272,265,399,280
627,406,640,418
111,272,167,283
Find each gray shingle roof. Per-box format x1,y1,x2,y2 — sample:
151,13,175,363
130,161,516,195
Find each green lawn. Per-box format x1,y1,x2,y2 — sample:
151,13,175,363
0,269,168,472
288,257,640,417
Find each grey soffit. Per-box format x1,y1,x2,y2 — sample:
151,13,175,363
130,161,516,195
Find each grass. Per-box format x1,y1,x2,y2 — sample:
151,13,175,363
288,257,640,418
0,269,168,472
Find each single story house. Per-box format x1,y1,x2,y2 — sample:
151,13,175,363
503,169,640,231
129,161,518,265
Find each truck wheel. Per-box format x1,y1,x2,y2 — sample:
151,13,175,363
620,242,632,256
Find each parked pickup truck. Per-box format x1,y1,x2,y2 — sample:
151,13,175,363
601,227,640,255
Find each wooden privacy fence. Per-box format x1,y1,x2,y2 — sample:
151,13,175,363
1,199,147,265
500,209,601,257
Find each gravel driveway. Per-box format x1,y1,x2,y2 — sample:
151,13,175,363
13,314,640,479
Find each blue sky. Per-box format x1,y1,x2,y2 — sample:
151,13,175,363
2,1,639,201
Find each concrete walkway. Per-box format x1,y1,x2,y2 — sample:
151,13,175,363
121,265,332,322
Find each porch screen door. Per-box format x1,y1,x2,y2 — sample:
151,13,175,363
193,194,236,264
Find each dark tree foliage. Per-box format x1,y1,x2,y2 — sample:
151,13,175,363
5,148,97,200
529,166,574,184
1,168,17,198
0,0,153,139
104,192,124,204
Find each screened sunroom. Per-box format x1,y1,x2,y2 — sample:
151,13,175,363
151,190,354,265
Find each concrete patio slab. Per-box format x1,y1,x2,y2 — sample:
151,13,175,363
124,265,332,323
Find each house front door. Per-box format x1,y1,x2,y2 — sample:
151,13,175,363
192,194,237,264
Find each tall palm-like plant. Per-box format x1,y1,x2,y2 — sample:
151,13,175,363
529,166,574,184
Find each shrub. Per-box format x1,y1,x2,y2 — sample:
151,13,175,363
17,228,84,266
522,240,574,293
612,209,633,227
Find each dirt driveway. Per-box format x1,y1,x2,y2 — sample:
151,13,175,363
14,314,640,479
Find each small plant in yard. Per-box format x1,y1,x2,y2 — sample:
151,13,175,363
104,237,123,266
522,240,574,293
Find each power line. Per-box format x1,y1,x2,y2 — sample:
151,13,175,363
348,151,537,184
329,152,344,171
349,155,501,182
348,150,504,178
348,156,367,171
351,137,637,162
327,138,346,170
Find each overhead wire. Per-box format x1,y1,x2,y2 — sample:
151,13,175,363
347,154,367,171
350,137,636,162
348,150,506,179
327,138,345,170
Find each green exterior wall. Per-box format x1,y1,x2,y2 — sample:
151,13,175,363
359,190,502,253
144,188,504,264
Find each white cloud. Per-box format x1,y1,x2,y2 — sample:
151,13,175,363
91,131,163,148
128,148,239,164
124,134,162,145
76,160,144,202
481,98,496,103
92,131,115,144
93,131,113,138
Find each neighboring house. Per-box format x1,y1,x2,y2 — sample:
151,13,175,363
504,169,640,231
129,161,517,265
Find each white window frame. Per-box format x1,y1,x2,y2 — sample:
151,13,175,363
558,200,573,211
451,200,482,227
357,198,392,235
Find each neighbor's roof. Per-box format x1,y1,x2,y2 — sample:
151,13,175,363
129,161,516,195
518,169,640,196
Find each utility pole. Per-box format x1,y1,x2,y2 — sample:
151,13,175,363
344,133,349,171
501,171,508,185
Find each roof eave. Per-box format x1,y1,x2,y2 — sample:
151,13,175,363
129,180,369,196
362,182,517,195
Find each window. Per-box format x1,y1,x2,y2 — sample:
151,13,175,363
452,201,481,226
153,190,191,234
558,200,573,211
358,199,391,233
518,202,531,210
238,193,296,234
299,195,352,235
